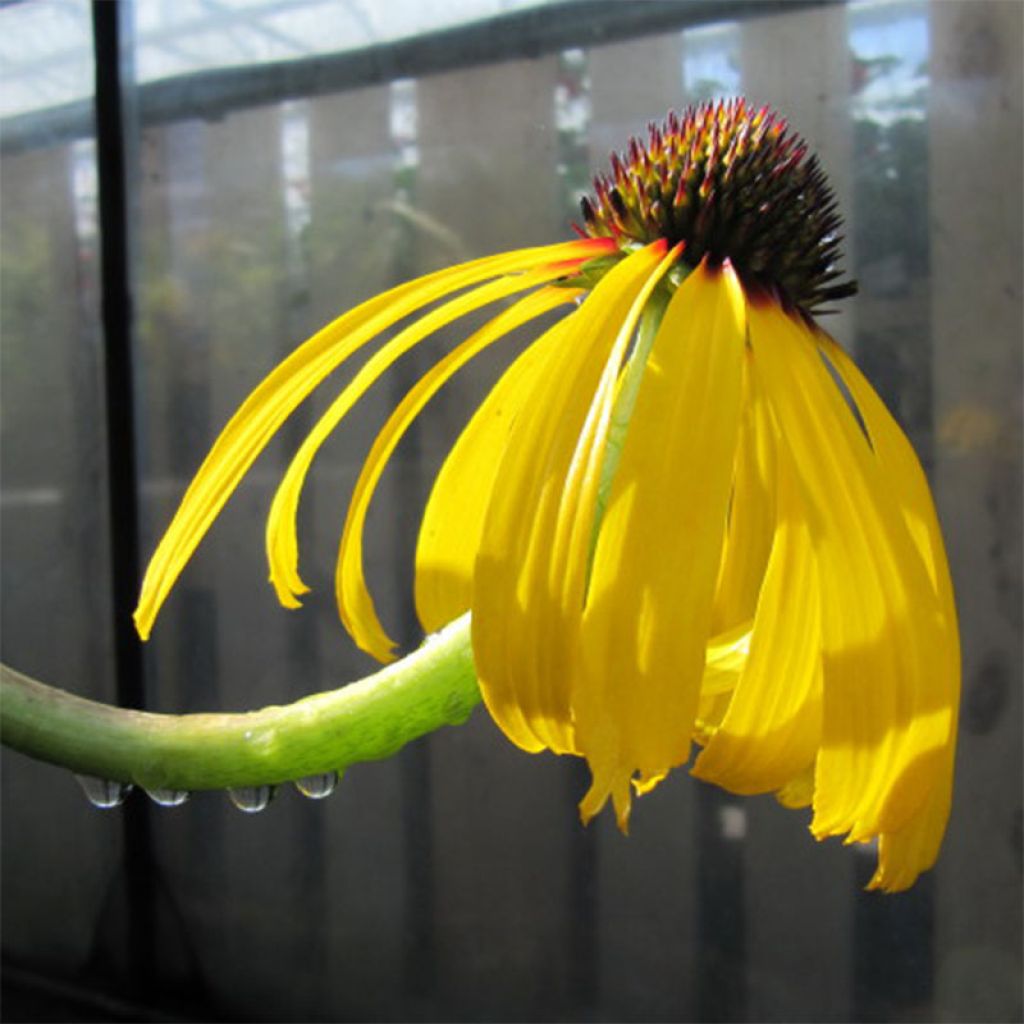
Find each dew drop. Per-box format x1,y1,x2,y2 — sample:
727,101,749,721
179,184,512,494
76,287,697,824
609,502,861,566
228,785,275,813
294,771,338,800
145,788,189,807
76,775,132,809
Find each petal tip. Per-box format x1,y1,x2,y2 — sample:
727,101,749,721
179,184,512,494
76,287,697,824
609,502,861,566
133,608,152,642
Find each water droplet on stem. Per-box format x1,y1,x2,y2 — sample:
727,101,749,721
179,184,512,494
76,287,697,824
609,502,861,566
76,775,132,809
294,771,339,800
145,788,189,807
228,785,275,813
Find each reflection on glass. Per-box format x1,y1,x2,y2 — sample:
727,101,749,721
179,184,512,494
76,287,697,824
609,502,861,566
681,21,741,101
555,48,591,225
848,0,931,459
0,0,94,118
131,0,559,83
850,0,929,297
1,0,119,995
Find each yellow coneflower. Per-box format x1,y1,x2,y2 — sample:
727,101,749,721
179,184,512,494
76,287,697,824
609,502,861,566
135,99,960,892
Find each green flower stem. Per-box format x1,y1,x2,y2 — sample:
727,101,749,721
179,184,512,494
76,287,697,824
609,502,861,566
0,292,677,795
0,613,480,792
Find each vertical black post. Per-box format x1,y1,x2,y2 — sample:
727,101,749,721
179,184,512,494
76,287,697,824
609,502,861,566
93,0,142,708
567,760,598,1013
91,0,156,999
696,784,747,1021
853,863,934,1020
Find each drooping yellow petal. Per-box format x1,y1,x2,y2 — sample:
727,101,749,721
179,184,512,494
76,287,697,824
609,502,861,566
540,245,682,730
266,264,584,613
868,751,955,892
414,310,571,639
135,238,607,639
710,355,777,633
775,761,816,810
820,334,959,891
337,285,579,661
748,302,953,845
700,621,753,697
694,690,735,748
473,241,674,756
820,334,959,652
547,254,677,592
691,435,823,794
576,261,746,829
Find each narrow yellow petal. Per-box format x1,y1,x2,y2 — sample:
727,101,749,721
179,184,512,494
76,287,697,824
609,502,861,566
576,261,746,826
692,437,823,794
867,752,954,892
775,761,816,810
694,689,735,747
748,302,953,844
710,355,777,633
820,333,959,890
820,334,959,657
266,264,581,618
135,238,605,640
700,621,753,698
337,286,578,661
446,318,575,753
414,308,569,639
473,242,673,756
548,245,683,625
525,243,682,756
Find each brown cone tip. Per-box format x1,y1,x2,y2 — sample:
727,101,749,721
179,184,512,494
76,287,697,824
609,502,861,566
579,99,857,315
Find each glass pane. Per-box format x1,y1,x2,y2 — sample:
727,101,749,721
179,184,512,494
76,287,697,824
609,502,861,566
0,0,94,117
2,1,1020,1020
0,0,123,1003
133,0,561,82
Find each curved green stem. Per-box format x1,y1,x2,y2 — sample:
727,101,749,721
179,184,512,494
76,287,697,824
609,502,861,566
0,614,480,791
0,289,676,794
